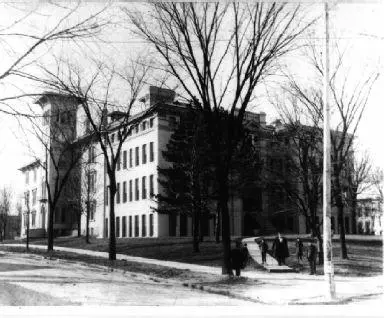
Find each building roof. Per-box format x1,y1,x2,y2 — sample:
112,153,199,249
18,159,41,172
34,92,83,108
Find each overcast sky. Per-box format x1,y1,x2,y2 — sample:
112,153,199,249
0,2,383,205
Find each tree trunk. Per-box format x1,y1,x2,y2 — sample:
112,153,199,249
192,212,200,253
86,201,90,244
351,192,357,234
26,212,30,252
215,203,221,243
77,210,81,237
219,175,233,276
109,185,117,261
335,179,348,259
47,206,54,251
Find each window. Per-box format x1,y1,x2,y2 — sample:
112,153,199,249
129,216,132,237
23,213,28,228
24,191,30,207
135,178,139,201
142,176,147,199
135,147,139,166
105,218,108,238
88,146,96,163
105,186,109,206
129,180,133,202
169,116,178,128
149,142,154,162
111,133,115,143
134,215,139,237
149,118,154,128
123,181,127,203
129,149,133,168
41,182,47,199
122,216,127,237
90,200,96,221
142,215,146,237
116,183,120,204
117,153,121,171
150,214,154,237
32,189,37,206
123,150,127,169
33,168,37,182
31,211,36,227
142,144,147,164
25,171,29,185
141,121,147,131
149,175,154,197
88,171,97,193
43,110,50,126
116,217,120,237
135,125,139,134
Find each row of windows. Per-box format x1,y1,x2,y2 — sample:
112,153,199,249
110,118,155,144
116,142,155,171
105,214,154,238
24,189,37,206
106,175,155,205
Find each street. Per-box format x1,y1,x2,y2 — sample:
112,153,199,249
0,251,253,306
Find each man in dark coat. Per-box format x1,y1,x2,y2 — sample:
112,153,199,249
307,238,318,275
295,237,304,264
272,232,289,266
231,241,248,276
258,238,269,264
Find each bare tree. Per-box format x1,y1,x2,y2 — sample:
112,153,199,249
0,187,12,241
279,42,379,259
345,152,372,234
128,2,312,275
0,2,109,116
31,56,152,260
370,167,383,202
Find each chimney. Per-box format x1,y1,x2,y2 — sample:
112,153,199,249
142,86,176,107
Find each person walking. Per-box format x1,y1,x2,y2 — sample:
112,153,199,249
307,238,318,275
272,232,289,266
231,241,244,277
259,238,269,265
295,237,304,264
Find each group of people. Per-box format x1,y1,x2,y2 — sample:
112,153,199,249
231,233,320,276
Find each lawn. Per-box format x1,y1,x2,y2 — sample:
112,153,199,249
3,235,382,277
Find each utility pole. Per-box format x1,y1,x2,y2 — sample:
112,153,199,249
323,2,336,300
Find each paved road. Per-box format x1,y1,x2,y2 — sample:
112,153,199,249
0,251,253,306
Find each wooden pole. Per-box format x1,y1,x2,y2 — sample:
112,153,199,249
323,2,336,300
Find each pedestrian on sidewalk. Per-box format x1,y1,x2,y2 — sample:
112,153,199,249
307,238,318,275
295,237,304,264
231,241,244,277
272,232,289,266
258,238,268,265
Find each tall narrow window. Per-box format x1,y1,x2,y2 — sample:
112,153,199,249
88,171,96,193
111,133,115,143
33,168,37,182
105,186,109,206
129,180,133,202
116,154,121,171
32,189,37,206
134,215,139,237
116,217,120,237
149,175,154,197
149,214,154,237
123,150,127,169
149,142,154,162
142,144,147,164
135,125,139,134
141,121,147,131
90,200,96,221
116,183,120,204
88,146,95,163
135,147,139,166
129,216,132,237
149,117,154,128
135,178,139,201
142,176,147,199
142,214,146,237
122,216,127,237
105,218,108,238
129,149,133,168
123,181,127,203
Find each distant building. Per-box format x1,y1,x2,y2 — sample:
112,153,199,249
357,197,383,235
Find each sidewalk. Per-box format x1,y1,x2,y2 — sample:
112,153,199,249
2,243,383,305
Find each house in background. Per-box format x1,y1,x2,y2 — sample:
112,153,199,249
357,197,383,235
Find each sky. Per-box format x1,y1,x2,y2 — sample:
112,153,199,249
0,2,383,206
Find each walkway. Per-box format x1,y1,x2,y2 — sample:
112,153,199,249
243,237,295,273
1,243,382,305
